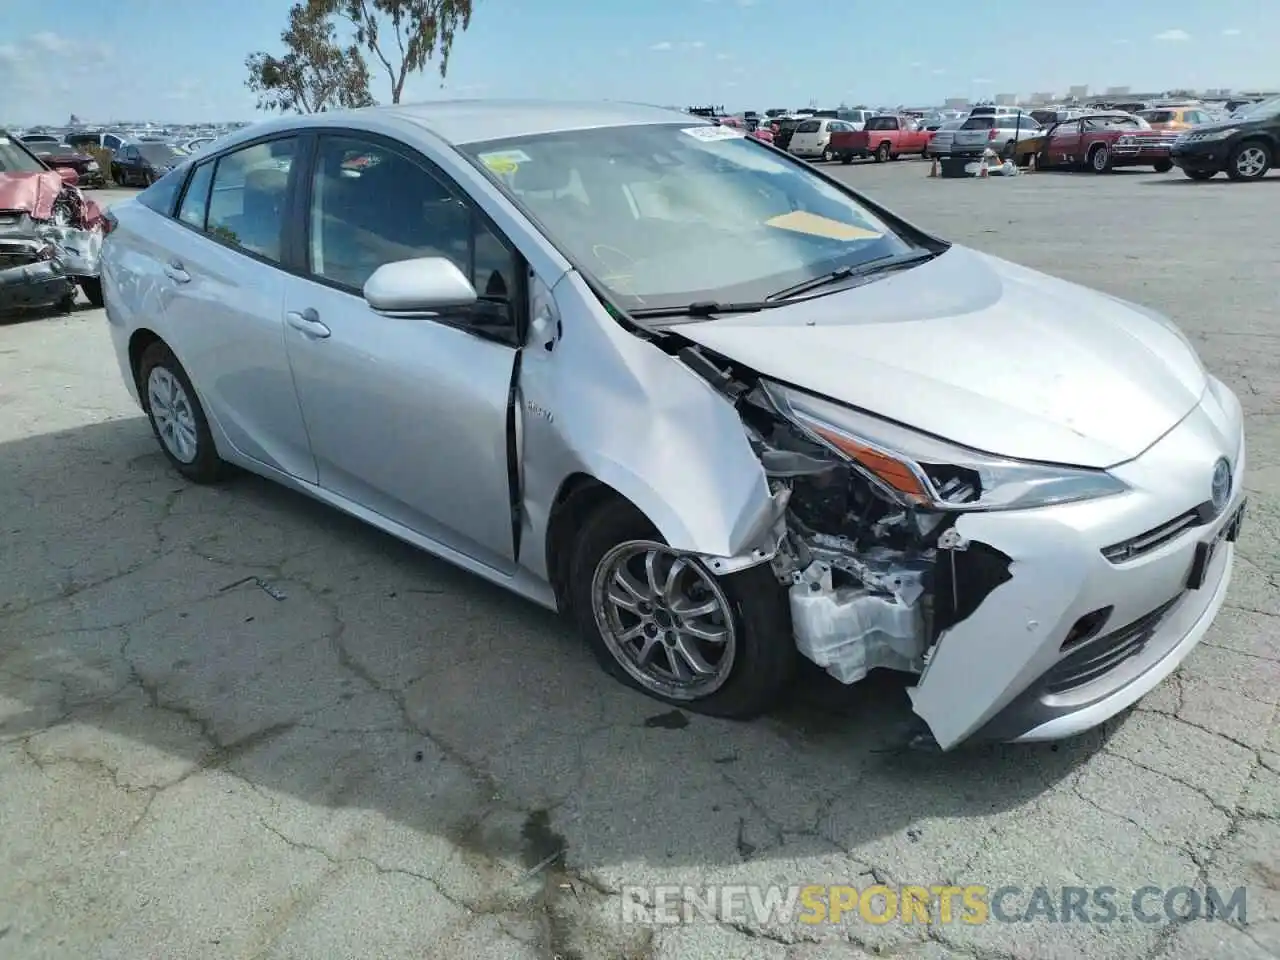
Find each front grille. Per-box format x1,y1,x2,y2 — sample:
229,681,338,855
1102,508,1204,563
1043,595,1181,694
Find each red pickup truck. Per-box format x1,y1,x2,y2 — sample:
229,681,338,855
830,115,931,163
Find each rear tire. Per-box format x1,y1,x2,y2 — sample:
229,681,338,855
137,341,226,484
875,142,891,162
568,499,795,719
840,154,852,164
821,146,833,162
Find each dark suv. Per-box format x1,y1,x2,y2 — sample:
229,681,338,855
1170,96,1279,181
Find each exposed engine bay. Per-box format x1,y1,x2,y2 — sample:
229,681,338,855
0,170,105,312
676,342,1012,686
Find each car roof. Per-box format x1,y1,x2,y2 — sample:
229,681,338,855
222,100,704,148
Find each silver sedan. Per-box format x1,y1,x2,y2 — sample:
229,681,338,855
99,101,1246,751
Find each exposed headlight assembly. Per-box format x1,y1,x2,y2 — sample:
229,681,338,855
762,381,1129,512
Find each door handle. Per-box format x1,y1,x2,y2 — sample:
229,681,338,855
163,260,190,283
286,309,331,339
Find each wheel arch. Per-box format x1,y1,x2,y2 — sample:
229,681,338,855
128,327,165,403
545,473,656,613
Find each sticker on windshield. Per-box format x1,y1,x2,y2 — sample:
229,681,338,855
765,211,883,241
479,149,531,175
680,125,746,141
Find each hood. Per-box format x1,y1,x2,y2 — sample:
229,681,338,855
0,170,66,220
673,246,1207,469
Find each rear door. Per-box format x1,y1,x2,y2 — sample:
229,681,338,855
151,136,318,481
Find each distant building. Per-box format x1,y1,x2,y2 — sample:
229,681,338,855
943,97,969,109
1068,85,1089,99
1104,85,1131,96
994,93,1018,105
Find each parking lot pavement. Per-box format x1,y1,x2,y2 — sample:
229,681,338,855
1,166,1277,959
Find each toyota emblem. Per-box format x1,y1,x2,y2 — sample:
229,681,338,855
1211,458,1232,514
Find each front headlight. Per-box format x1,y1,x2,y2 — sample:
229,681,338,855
87,160,99,170
1116,136,1135,145
1191,128,1237,142
762,382,1129,512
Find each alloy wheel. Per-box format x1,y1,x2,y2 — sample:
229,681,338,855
147,366,199,463
592,541,737,700
1235,146,1268,178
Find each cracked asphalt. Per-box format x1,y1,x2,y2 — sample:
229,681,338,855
1,166,1277,960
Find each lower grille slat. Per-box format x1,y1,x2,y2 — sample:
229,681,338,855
1044,595,1182,694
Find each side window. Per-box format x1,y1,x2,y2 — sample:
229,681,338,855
106,135,123,150
205,138,296,264
307,135,519,326
121,146,136,161
137,167,186,215
177,160,214,229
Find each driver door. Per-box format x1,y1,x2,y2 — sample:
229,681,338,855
1049,120,1082,165
280,132,524,572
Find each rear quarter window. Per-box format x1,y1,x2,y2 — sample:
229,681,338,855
136,165,189,216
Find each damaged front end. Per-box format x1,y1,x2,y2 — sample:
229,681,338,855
0,172,104,312
676,342,1140,749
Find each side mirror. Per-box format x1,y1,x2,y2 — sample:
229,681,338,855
55,166,79,186
363,256,478,316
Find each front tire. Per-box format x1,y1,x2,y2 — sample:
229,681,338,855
1153,160,1173,173
1184,169,1216,181
874,142,891,162
568,499,795,719
137,341,225,484
821,145,833,162
79,277,103,308
1227,140,1272,181
1089,144,1111,173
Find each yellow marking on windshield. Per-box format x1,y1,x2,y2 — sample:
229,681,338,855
764,211,882,241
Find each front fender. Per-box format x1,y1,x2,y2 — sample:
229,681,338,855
517,270,776,581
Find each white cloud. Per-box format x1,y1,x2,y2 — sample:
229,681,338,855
689,40,706,49
735,0,757,6
972,77,991,84
715,52,732,61
1112,38,1130,45
931,68,946,75
30,31,73,53
909,61,923,68
1153,28,1190,41
650,41,673,51
1222,27,1241,35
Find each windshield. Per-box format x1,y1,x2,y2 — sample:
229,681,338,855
1234,95,1280,119
0,134,47,174
138,143,182,163
462,123,915,312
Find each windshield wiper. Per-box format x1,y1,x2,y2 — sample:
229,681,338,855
628,300,779,320
765,249,940,302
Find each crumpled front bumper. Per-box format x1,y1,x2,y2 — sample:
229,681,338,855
0,222,102,309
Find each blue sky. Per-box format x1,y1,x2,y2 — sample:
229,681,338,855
0,0,1275,125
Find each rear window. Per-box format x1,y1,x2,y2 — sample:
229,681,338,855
864,117,898,131
961,116,996,129
777,119,802,132
1139,110,1175,123
795,120,821,133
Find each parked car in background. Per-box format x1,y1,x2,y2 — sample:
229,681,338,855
924,119,966,158
951,113,1042,159
1171,94,1279,181
100,101,1248,752
25,142,106,188
814,108,874,130
719,117,774,145
112,141,187,186
831,115,930,162
19,134,63,145
1037,113,1177,173
771,115,808,152
65,131,129,155
789,118,856,161
1136,106,1215,133
1030,107,1086,126
0,130,105,311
